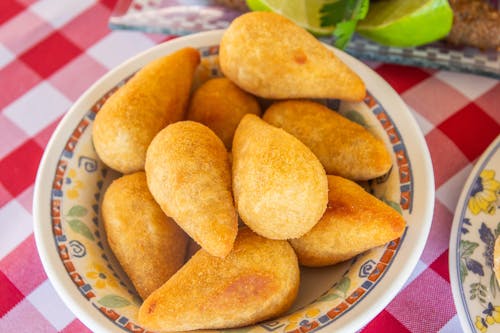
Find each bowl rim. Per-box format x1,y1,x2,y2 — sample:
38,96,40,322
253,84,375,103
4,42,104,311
33,29,435,333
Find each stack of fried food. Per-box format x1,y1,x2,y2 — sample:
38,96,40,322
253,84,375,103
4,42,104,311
92,11,406,332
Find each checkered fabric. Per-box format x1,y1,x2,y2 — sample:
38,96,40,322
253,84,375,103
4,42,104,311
0,1,499,332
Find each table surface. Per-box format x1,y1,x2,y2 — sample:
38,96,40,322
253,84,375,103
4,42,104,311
1,1,499,332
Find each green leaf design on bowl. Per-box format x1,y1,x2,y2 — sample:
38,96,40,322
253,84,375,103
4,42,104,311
98,294,132,308
68,205,88,217
67,218,95,241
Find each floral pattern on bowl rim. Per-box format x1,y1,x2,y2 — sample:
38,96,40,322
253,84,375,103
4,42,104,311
450,135,500,333
33,30,434,333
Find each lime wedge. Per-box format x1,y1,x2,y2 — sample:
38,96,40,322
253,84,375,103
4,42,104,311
356,0,453,47
245,0,336,35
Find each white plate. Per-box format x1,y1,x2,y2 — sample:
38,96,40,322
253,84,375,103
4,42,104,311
33,30,434,333
450,135,500,333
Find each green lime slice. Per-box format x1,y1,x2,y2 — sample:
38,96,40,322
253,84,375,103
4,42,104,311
356,0,453,47
245,0,336,35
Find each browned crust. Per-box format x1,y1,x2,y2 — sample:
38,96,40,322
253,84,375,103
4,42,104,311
187,77,261,150
232,114,328,240
263,100,392,181
102,172,188,299
219,12,366,101
290,175,406,267
145,121,238,258
138,228,300,331
93,47,200,173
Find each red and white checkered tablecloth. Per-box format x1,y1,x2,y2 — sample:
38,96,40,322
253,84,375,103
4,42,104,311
0,1,499,332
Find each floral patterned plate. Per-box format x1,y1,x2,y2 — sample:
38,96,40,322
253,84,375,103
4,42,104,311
450,135,500,333
33,30,434,333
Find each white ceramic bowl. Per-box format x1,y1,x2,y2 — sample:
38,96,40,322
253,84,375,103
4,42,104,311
33,30,435,333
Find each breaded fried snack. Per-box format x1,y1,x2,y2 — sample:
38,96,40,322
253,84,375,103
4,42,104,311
93,47,200,174
290,175,406,267
263,100,392,181
187,77,261,150
219,12,365,101
102,172,188,300
145,121,238,258
138,227,300,331
232,114,328,239
494,236,500,285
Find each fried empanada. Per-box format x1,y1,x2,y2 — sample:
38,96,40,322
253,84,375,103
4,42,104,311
187,77,261,150
263,100,392,181
219,12,365,101
145,121,238,258
138,227,300,331
290,175,406,267
494,236,500,285
232,114,328,239
102,172,188,299
93,47,200,174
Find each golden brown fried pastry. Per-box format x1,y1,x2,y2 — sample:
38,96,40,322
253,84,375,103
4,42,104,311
187,77,261,150
102,172,188,299
494,236,500,285
219,12,365,101
145,121,238,258
93,47,200,174
290,175,406,267
232,114,328,239
263,100,392,181
138,227,300,331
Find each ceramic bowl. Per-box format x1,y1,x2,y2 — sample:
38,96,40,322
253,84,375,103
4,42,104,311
33,30,435,333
